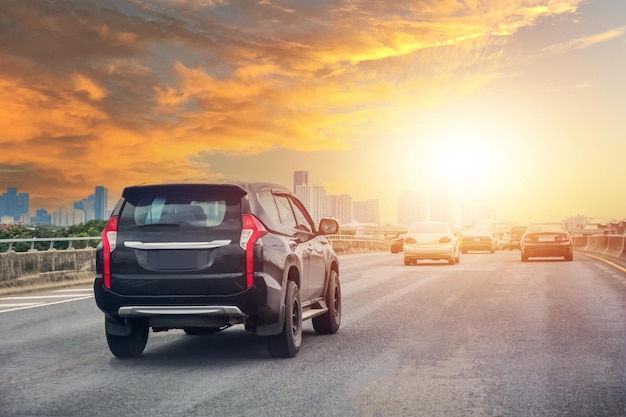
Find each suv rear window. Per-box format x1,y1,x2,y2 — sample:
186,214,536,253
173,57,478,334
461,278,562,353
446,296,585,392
118,185,243,230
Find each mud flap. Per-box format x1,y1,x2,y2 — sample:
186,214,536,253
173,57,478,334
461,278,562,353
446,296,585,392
105,315,132,336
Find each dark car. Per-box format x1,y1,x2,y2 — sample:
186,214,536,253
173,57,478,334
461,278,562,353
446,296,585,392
461,228,495,253
94,182,341,358
508,225,527,250
390,232,406,253
520,222,573,262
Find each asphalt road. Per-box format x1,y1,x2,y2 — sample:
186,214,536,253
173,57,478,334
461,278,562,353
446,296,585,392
1,251,625,417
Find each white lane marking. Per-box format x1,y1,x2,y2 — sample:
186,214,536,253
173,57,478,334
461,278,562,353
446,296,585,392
342,274,440,327
0,303,44,307
443,295,459,307
53,288,92,293
0,295,93,314
1,294,94,300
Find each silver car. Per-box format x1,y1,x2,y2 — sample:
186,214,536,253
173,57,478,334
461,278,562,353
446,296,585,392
403,221,460,265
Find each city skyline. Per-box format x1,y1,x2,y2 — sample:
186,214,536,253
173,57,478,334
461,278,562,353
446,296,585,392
1,1,625,224
0,179,605,229
0,185,108,226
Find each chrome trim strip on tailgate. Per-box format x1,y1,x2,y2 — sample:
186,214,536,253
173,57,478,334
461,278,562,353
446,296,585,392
124,240,231,250
118,306,247,317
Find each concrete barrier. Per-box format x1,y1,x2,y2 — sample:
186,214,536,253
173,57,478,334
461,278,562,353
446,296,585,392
604,235,625,258
0,248,95,291
572,236,588,248
582,235,626,261
584,235,609,254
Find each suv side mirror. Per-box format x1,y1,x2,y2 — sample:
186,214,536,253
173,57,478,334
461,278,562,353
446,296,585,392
318,218,339,235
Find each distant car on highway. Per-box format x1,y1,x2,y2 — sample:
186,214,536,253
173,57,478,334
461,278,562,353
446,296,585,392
520,222,573,262
508,225,527,250
403,221,460,265
390,232,406,253
461,228,495,253
94,182,341,358
492,233,510,250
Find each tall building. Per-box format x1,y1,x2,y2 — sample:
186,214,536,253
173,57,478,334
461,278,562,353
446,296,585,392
52,207,85,226
32,209,52,226
397,190,427,225
327,194,353,225
94,185,108,220
0,187,29,221
295,183,327,223
293,171,309,193
74,195,96,221
353,199,380,225
74,186,107,221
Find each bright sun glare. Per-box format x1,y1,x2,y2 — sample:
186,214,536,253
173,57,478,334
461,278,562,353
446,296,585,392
403,121,507,198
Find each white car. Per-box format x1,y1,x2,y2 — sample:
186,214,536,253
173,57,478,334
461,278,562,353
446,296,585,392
403,221,460,265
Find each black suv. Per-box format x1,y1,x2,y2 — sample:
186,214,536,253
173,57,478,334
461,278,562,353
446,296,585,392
94,182,341,358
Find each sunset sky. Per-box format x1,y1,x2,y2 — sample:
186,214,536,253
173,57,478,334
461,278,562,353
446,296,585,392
1,0,625,225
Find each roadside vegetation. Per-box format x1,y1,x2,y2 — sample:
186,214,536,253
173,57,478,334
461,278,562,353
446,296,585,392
0,220,106,252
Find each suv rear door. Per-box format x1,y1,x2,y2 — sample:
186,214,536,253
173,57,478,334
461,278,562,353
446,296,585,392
111,184,247,296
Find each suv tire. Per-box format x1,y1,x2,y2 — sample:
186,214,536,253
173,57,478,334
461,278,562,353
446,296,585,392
267,281,302,358
106,319,149,358
312,270,341,335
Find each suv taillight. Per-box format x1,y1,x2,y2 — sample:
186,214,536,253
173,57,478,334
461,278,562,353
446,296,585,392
101,216,118,289
240,214,268,288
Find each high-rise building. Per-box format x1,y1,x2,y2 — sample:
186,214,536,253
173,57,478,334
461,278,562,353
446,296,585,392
52,207,85,226
74,186,107,221
74,194,96,221
94,186,108,220
295,183,327,223
293,171,309,193
397,190,427,225
32,209,52,226
353,199,380,225
327,194,353,225
0,187,29,221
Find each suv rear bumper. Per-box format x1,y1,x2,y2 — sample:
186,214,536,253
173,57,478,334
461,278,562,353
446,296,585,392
94,274,284,334
118,305,247,317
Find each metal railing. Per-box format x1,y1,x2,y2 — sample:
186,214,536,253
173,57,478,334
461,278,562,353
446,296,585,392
0,237,102,253
326,235,390,253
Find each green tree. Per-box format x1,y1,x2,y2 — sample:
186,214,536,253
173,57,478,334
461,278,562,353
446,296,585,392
0,225,34,252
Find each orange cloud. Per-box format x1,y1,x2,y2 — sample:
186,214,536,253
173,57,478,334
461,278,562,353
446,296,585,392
0,0,597,215
542,26,626,55
72,74,107,101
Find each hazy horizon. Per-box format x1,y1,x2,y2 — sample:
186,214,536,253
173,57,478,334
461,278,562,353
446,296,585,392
1,0,625,225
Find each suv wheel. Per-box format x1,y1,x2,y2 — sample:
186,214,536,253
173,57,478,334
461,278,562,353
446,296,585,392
313,270,341,334
267,281,302,358
105,319,149,358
